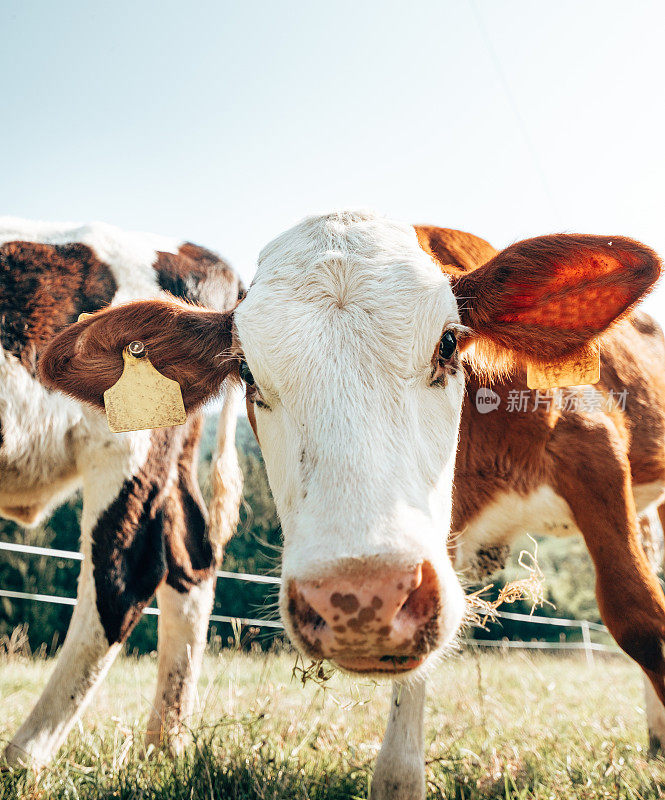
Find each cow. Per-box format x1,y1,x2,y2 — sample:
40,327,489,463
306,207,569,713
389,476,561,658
39,210,665,800
0,217,244,767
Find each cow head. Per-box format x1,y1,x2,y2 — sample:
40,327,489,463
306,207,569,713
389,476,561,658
40,211,660,677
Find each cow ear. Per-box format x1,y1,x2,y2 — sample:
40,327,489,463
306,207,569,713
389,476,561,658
450,233,661,362
39,299,238,412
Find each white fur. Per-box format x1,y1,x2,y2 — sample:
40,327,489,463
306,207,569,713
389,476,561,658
0,216,180,304
633,481,665,516
209,385,244,559
454,482,665,573
454,485,578,572
146,579,215,753
235,211,466,657
5,432,151,766
371,679,427,800
0,347,83,523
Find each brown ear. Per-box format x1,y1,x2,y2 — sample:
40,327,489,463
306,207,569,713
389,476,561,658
420,229,661,362
414,225,497,276
39,299,238,412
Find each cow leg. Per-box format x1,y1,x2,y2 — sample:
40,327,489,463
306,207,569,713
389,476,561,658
641,501,665,753
642,673,665,754
656,501,665,574
4,431,172,767
553,418,665,752
146,416,219,753
371,678,426,800
145,579,214,753
3,559,123,767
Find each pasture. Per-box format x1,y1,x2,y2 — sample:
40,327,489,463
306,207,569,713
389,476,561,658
2,647,664,799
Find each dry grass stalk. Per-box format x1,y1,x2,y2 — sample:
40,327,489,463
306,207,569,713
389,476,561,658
0,623,31,660
466,535,553,629
291,653,337,688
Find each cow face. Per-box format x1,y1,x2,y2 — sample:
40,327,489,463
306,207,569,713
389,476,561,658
234,213,467,673
40,211,661,676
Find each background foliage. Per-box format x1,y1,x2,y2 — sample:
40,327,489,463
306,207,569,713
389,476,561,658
0,415,601,655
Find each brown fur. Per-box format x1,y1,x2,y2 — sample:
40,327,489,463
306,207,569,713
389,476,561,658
0,241,117,373
416,226,665,710
415,225,496,277
156,243,244,307
91,428,175,642
39,300,240,412
163,414,219,593
92,417,219,643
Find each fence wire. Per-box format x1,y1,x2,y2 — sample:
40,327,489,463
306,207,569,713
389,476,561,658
0,539,618,657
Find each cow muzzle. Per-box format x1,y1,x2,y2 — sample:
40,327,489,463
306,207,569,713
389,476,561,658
286,560,442,674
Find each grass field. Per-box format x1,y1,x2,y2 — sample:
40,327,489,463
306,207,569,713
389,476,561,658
1,647,665,799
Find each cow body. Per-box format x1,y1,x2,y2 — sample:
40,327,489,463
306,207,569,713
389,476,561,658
38,211,665,800
0,218,243,766
456,316,665,574
429,230,665,567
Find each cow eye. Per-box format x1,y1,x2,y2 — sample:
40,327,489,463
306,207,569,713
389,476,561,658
239,360,255,386
439,330,457,360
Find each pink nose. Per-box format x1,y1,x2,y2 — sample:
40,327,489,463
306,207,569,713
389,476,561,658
287,561,441,673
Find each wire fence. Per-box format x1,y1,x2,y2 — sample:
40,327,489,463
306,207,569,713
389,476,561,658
0,540,620,662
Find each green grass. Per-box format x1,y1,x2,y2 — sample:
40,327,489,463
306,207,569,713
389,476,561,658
1,648,665,799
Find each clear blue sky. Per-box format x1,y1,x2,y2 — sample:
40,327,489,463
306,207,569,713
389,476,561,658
2,0,664,318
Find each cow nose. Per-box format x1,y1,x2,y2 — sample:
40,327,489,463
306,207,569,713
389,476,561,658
287,561,441,673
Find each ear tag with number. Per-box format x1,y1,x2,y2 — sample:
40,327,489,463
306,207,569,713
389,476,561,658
527,342,600,390
103,341,186,433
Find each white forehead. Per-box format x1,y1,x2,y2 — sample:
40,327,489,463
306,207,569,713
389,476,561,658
255,210,441,290
235,211,459,395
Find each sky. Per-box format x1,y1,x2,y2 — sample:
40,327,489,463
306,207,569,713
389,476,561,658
1,0,664,320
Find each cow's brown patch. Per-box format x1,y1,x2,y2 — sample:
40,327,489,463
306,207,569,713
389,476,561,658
163,415,217,592
91,429,176,644
0,241,117,373
357,607,376,624
91,416,221,643
155,243,243,308
330,592,360,614
417,226,661,365
414,226,495,277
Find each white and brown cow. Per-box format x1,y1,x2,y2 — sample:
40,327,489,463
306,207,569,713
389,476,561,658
0,218,243,766
41,211,665,800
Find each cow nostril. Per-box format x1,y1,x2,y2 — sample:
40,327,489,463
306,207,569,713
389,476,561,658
398,560,440,621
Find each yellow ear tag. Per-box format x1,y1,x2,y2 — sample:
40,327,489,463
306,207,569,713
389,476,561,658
103,341,186,433
526,343,600,390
